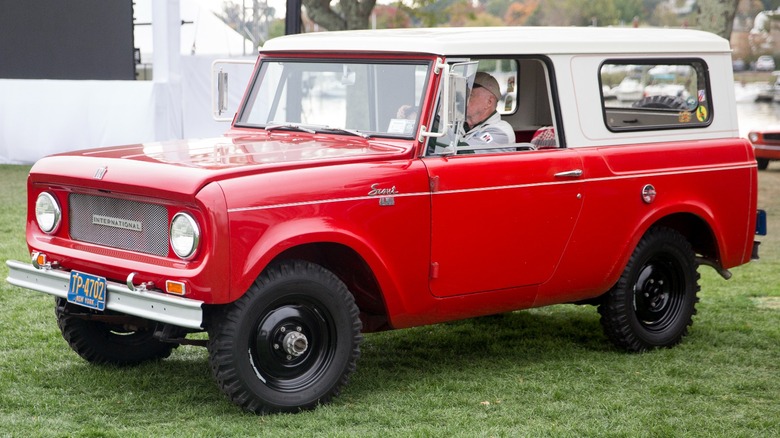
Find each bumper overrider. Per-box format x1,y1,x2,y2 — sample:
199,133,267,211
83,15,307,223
6,259,203,329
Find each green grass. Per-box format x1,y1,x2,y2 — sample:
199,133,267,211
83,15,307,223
1,163,779,437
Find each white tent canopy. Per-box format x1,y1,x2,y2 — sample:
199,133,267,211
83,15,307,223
134,0,252,59
0,0,255,164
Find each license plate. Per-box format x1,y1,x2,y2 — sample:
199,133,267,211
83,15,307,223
67,271,107,311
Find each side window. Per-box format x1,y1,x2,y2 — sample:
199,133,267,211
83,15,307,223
477,59,518,115
425,57,559,156
600,59,711,131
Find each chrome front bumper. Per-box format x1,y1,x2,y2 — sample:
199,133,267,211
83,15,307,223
6,260,204,329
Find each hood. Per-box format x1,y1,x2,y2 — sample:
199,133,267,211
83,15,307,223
30,134,410,198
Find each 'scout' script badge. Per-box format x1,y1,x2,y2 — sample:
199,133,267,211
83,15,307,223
368,183,397,206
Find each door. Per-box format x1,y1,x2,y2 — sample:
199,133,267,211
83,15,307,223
424,149,584,297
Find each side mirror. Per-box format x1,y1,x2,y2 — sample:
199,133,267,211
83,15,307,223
419,60,476,144
217,69,229,116
419,62,453,142
211,58,256,122
448,75,467,125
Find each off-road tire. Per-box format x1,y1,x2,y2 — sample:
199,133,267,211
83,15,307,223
207,260,362,414
55,298,176,366
598,227,699,352
757,158,769,170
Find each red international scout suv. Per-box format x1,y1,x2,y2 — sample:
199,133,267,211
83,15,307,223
6,27,766,414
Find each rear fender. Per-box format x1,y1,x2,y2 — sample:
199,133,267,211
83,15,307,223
615,203,723,284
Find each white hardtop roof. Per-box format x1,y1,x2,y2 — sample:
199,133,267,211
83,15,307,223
261,26,731,56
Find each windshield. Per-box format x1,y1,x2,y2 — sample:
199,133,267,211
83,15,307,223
237,59,431,138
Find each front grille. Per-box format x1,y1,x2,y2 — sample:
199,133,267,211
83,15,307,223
69,193,169,256
764,133,780,142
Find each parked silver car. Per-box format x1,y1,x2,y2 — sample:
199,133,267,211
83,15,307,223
756,55,776,71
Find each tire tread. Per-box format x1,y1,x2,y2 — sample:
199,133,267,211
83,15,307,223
207,260,362,414
598,227,700,352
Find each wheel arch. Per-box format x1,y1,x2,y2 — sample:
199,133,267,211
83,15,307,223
652,212,719,263
604,208,722,297
232,221,398,332
272,243,391,332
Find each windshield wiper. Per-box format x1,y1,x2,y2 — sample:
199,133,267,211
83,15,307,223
265,122,316,134
265,122,370,139
319,126,371,139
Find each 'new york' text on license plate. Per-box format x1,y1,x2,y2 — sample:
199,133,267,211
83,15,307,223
67,271,107,311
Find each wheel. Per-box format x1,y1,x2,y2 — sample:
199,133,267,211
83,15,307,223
598,227,699,352
55,298,176,366
757,158,769,170
631,95,689,110
207,260,362,414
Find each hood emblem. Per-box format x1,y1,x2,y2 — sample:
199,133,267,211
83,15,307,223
93,166,108,180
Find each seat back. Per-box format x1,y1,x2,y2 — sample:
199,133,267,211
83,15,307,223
530,126,557,149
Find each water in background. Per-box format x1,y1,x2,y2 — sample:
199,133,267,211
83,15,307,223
737,101,780,136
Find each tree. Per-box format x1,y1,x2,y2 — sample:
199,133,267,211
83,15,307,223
445,0,478,26
527,0,619,26
649,1,683,27
738,0,766,14
579,0,620,25
696,0,740,39
398,0,460,27
504,0,539,26
485,0,513,19
614,0,644,23
464,11,505,26
372,4,412,29
302,0,377,31
759,0,780,9
217,0,275,52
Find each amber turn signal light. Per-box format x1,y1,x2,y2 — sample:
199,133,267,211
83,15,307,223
165,280,187,296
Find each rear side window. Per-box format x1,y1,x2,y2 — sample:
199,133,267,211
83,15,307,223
600,59,711,132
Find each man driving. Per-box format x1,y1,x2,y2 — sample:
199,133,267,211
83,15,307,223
460,72,515,153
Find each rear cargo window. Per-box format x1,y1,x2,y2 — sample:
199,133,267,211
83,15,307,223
600,59,711,132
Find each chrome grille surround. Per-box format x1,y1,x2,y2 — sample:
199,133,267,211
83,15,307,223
69,193,169,256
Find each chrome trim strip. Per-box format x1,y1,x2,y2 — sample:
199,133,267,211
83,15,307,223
6,260,203,329
227,162,755,213
574,162,755,183
228,192,426,212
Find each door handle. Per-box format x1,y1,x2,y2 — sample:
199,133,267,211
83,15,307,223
554,169,583,178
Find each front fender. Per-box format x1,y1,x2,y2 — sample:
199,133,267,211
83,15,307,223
225,206,433,327
236,218,402,299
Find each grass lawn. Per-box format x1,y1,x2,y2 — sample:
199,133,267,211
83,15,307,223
1,163,779,437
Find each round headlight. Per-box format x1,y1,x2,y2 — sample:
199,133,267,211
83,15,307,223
748,132,759,143
35,192,61,234
170,212,200,260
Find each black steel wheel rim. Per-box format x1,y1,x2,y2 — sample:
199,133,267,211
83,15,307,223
633,254,685,331
250,300,335,391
